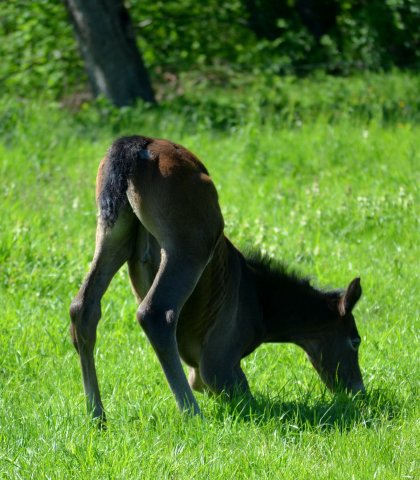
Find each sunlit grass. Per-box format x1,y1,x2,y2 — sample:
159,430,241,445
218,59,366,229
0,90,419,478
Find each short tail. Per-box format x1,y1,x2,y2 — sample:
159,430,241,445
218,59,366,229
98,135,153,227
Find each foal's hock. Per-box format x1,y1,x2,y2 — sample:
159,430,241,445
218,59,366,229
70,136,365,420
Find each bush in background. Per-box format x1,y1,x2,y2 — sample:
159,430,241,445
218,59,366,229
1,0,419,101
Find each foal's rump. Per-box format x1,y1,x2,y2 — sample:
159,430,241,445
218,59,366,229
96,135,224,257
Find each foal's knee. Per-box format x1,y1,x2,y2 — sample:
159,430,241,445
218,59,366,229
69,298,101,352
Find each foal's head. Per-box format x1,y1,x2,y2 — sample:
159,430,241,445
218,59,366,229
297,277,365,395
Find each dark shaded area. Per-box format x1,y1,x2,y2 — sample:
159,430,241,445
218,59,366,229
240,0,420,73
294,0,339,41
243,0,338,42
214,386,405,432
125,386,406,433
242,0,296,40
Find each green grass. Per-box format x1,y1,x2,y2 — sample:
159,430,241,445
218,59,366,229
1,75,420,478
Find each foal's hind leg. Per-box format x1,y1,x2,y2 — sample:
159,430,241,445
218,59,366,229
134,243,214,417
69,206,137,420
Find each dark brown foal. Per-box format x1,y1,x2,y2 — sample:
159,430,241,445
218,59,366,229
70,135,365,421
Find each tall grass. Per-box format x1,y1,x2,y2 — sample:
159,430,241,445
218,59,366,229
0,73,419,478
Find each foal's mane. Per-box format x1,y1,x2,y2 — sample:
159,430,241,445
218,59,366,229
244,248,343,301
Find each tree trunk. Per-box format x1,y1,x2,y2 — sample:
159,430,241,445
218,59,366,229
63,0,156,107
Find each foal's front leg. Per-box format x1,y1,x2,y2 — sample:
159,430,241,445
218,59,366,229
188,367,211,394
200,345,253,401
70,210,136,420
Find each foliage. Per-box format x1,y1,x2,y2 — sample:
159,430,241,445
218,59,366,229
237,0,420,73
332,0,420,71
130,0,420,75
2,71,420,141
0,0,85,99
132,0,255,71
1,81,420,476
1,0,420,100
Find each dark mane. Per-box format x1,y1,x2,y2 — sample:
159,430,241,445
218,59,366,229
244,248,342,300
243,248,344,338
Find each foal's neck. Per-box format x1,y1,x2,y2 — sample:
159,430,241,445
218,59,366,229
244,252,340,343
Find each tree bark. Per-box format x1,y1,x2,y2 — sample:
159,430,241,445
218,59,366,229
63,0,156,106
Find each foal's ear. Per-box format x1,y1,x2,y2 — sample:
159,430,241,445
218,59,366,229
339,277,362,316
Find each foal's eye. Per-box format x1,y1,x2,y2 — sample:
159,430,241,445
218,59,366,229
349,338,361,351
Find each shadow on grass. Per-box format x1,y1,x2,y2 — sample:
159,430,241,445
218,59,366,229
211,386,406,432
123,382,411,434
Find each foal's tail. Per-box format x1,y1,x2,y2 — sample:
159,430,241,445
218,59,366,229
98,135,153,228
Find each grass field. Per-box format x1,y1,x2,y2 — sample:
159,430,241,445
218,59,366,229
1,74,420,478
